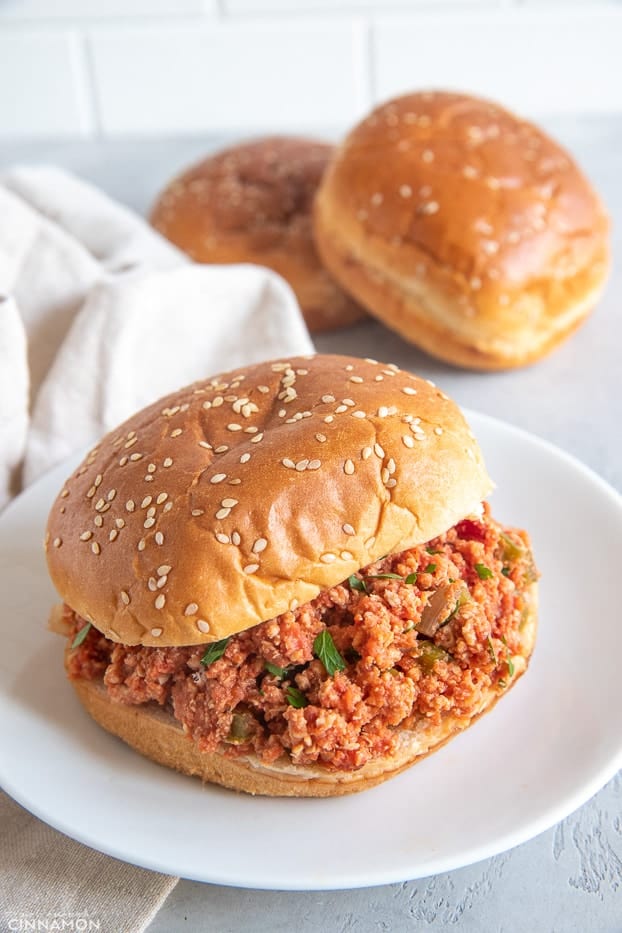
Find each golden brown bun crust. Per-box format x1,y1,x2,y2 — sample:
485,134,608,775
46,354,492,647
150,136,366,333
314,91,610,369
68,582,537,797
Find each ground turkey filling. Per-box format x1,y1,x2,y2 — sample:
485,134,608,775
65,505,537,772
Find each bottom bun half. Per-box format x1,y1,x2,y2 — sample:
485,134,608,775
67,585,537,798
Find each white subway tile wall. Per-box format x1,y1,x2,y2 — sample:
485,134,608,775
0,1,620,138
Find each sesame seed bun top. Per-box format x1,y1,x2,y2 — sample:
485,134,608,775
45,354,492,647
150,136,366,334
313,91,610,369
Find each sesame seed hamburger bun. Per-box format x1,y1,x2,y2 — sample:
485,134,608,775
150,137,366,334
46,354,538,796
313,91,610,370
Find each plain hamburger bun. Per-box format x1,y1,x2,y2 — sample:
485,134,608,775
46,354,492,648
313,91,610,369
150,137,366,333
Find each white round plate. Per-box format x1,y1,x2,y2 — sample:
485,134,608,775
1,412,621,890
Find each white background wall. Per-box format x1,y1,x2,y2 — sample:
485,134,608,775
0,0,621,139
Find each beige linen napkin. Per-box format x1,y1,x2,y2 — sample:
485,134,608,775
0,166,314,932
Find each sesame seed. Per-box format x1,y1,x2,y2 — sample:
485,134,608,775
155,532,164,545
343,523,355,536
227,423,242,432
202,401,212,410
244,563,259,575
362,447,372,460
79,531,92,541
124,437,138,449
171,429,182,438
156,493,168,505
157,575,167,588
157,564,171,576
164,502,173,513
402,386,417,396
163,458,173,468
365,537,376,549
282,458,295,469
315,433,327,443
257,385,270,394
250,433,263,444
229,478,242,486
198,441,212,450
61,489,69,498
290,599,299,611
382,467,390,484
154,594,166,610
109,529,118,542
402,435,415,449
344,459,355,475
184,603,199,616
399,184,412,198
377,406,389,418
94,474,103,487
420,201,439,216
147,463,157,473
321,395,335,403
121,591,130,605
352,411,366,419
221,498,238,508
341,551,354,561
374,443,385,458
148,577,157,591
253,538,268,553
53,537,62,548
138,539,146,551
307,459,321,471
483,240,499,255
212,396,223,407
144,517,155,529
129,453,143,461
386,479,397,488
151,627,163,637
210,473,227,484
144,475,154,483
335,405,348,414
240,453,251,463
119,457,128,467
324,416,334,424
216,532,230,544
296,459,309,472
349,375,364,384
94,515,103,527
435,427,444,435
141,496,152,509
86,487,96,499
320,553,336,564
216,508,231,520
191,509,204,517
95,497,105,511
91,542,100,555
342,399,355,407
197,620,210,634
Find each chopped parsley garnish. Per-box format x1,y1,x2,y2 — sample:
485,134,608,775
348,574,368,593
405,572,418,585
475,563,493,580
439,600,461,628
264,661,287,679
487,636,498,665
286,686,308,708
501,636,515,677
424,563,437,574
365,573,403,581
71,621,92,649
426,547,441,555
200,637,230,667
313,629,346,676
501,566,511,577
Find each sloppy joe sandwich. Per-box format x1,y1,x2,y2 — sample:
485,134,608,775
46,354,538,796
313,91,609,369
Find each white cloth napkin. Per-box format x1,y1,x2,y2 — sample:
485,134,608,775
0,165,314,932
